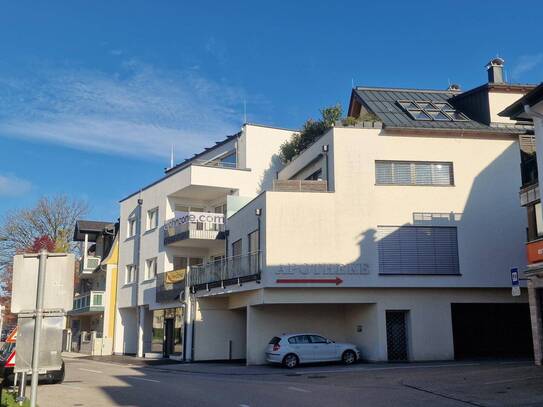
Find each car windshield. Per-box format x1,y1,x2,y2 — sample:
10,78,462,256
268,337,281,345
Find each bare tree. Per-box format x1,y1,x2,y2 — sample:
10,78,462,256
0,195,89,267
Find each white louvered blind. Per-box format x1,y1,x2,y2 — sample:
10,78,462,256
377,226,460,275
375,161,453,186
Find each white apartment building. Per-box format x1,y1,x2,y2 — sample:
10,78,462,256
184,59,536,365
115,124,293,357
116,59,537,364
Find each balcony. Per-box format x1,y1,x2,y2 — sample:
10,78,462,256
163,211,225,248
189,251,261,292
273,179,328,192
70,291,105,315
156,269,186,303
527,238,543,265
79,255,101,277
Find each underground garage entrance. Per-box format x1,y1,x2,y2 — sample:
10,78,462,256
451,303,533,359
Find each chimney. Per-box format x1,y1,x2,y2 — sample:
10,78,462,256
486,57,505,84
447,83,461,91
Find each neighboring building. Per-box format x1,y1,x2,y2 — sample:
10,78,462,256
114,123,293,358
69,220,119,356
183,59,536,365
500,82,543,364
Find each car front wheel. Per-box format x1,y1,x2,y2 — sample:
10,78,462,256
342,350,356,365
282,354,299,369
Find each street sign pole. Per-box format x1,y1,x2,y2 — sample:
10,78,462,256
29,250,47,407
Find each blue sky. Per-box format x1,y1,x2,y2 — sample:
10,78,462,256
0,1,542,221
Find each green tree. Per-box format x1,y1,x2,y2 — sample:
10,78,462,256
279,104,343,163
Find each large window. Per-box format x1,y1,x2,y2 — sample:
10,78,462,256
375,161,454,186
377,226,459,275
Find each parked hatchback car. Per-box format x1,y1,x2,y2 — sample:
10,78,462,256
266,333,360,368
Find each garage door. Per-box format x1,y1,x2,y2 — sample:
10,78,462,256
451,303,533,359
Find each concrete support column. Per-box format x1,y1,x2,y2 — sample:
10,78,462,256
137,306,145,358
184,293,195,362
528,280,543,365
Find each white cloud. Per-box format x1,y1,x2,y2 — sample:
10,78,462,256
0,174,32,197
512,54,543,80
0,61,249,161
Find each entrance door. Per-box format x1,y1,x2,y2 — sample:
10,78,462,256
386,311,409,361
164,319,175,357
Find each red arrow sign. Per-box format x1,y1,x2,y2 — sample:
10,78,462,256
276,277,343,285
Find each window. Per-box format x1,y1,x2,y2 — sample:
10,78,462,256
377,226,460,275
127,217,137,238
288,335,311,344
147,208,159,230
375,161,454,186
214,204,227,215
536,203,543,237
309,335,328,343
219,152,237,168
248,230,259,254
232,239,242,257
125,264,136,284
248,230,260,273
305,169,323,181
145,258,157,280
397,100,469,122
174,205,205,213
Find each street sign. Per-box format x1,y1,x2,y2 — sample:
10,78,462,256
6,327,17,343
5,350,16,367
511,267,521,297
11,253,75,313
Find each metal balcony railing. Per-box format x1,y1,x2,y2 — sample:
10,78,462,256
72,291,105,311
189,251,262,290
192,158,238,169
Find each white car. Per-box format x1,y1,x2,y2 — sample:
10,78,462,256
266,333,361,368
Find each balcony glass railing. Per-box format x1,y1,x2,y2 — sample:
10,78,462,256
163,211,225,245
72,291,105,311
189,251,261,289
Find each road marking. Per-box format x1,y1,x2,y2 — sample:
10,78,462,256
288,386,310,393
295,363,480,375
78,368,103,374
128,376,161,383
61,384,84,390
484,375,543,385
239,404,251,407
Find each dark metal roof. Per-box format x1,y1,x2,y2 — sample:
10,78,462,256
499,82,543,119
353,86,527,134
73,220,114,242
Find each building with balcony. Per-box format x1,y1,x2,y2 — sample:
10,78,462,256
69,220,119,355
501,82,543,364
183,58,537,365
114,123,293,358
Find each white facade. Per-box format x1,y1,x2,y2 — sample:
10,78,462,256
114,123,293,356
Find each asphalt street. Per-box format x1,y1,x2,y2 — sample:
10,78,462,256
30,357,543,407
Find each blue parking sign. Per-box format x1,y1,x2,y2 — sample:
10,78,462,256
511,267,521,296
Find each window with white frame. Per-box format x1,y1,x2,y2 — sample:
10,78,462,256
125,264,136,284
147,208,159,230
145,258,157,280
375,161,454,186
127,216,137,238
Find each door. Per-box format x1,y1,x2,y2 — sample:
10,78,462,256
309,335,337,361
164,319,175,357
288,335,313,362
386,311,409,361
451,303,533,359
